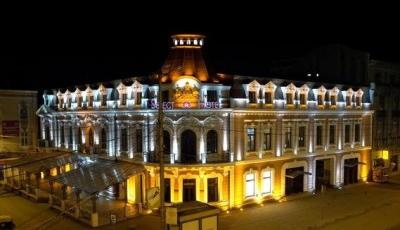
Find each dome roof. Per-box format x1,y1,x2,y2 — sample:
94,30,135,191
162,34,209,83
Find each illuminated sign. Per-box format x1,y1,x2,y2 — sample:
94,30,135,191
150,100,219,110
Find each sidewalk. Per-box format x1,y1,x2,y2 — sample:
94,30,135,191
219,182,400,230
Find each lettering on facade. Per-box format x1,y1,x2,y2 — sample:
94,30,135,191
150,99,219,110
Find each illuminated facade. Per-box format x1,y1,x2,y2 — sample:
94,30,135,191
37,34,373,210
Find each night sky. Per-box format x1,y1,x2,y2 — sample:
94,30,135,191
1,17,399,93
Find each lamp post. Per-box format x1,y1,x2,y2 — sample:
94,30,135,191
159,64,169,230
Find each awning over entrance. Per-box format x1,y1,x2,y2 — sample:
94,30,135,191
344,161,366,167
7,153,95,174
51,159,145,194
285,170,312,179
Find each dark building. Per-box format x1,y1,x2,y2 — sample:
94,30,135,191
270,44,370,85
271,44,400,175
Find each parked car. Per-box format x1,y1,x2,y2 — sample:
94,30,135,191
0,215,15,229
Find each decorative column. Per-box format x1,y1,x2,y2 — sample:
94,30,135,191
49,118,55,147
108,116,115,157
117,123,121,157
338,116,343,150
308,116,314,153
172,125,178,163
144,119,149,162
275,116,283,157
63,123,69,149
223,114,229,152
129,125,136,159
200,126,206,163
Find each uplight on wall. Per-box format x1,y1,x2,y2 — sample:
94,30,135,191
382,150,389,160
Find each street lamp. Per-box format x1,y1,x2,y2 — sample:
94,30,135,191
159,64,170,230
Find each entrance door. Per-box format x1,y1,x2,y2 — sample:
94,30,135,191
165,178,171,203
316,159,331,191
285,167,304,195
344,158,358,185
183,179,196,202
181,130,197,163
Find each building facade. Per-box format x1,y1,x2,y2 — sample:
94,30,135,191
368,60,400,174
0,90,38,152
37,35,373,210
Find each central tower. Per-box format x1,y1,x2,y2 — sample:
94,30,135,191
162,34,209,83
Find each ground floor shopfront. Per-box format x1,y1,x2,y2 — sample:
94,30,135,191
145,149,371,210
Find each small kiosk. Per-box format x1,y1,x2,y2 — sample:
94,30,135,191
166,201,220,230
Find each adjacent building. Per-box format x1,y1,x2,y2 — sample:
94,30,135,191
0,90,38,152
368,60,400,173
36,34,373,211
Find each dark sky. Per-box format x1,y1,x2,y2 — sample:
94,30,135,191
1,15,399,91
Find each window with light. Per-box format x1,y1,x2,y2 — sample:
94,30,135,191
245,173,255,197
262,170,272,194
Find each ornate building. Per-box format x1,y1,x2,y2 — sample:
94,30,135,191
37,34,373,210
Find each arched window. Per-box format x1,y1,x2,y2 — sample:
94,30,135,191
101,128,107,150
206,130,218,154
88,128,94,146
163,130,170,154
121,128,128,152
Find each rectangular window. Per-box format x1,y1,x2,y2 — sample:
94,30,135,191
355,124,361,142
298,126,305,148
101,94,107,106
329,125,335,144
245,173,255,197
263,128,272,151
136,129,142,152
356,97,361,107
265,92,272,104
207,178,218,202
121,128,128,151
262,170,272,194
249,91,257,103
300,94,306,105
318,95,323,105
286,93,293,105
316,125,323,146
162,90,169,103
346,96,351,106
67,98,72,108
247,128,256,152
330,95,336,106
285,127,292,148
121,93,127,106
345,124,351,143
136,92,142,105
88,95,94,107
207,90,218,102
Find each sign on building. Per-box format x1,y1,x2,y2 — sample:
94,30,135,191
1,120,19,137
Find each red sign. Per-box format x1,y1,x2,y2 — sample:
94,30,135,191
2,120,19,137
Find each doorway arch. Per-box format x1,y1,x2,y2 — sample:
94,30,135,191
181,130,197,163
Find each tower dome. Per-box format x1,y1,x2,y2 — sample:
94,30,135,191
162,34,209,83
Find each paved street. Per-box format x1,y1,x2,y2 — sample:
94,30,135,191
2,179,400,229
